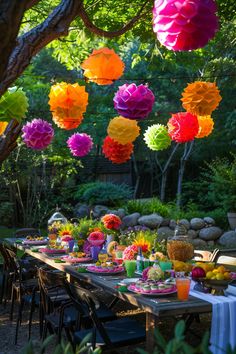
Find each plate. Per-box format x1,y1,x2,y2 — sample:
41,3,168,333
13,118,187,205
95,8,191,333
86,266,124,275
121,278,141,285
128,284,177,296
61,256,92,263
23,239,48,245
39,248,65,254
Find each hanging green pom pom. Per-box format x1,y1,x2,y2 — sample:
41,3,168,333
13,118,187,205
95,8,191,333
0,87,29,122
144,124,171,151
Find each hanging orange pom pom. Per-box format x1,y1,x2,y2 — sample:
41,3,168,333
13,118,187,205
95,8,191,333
0,122,8,135
102,136,133,164
107,116,140,145
196,115,214,139
81,47,125,85
49,82,88,130
181,81,221,116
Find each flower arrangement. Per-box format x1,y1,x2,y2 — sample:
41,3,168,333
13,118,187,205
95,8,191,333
146,266,163,281
133,233,152,255
123,244,138,260
101,214,122,230
58,223,74,237
87,231,105,246
48,221,63,234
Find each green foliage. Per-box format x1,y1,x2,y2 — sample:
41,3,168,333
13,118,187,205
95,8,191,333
0,202,14,226
74,182,133,206
73,217,104,239
21,334,101,354
126,198,170,218
137,320,211,354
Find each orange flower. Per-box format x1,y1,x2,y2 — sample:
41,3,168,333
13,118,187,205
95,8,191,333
101,214,122,230
81,47,125,85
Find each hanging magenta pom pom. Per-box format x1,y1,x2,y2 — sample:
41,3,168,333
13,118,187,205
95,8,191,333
153,0,219,51
167,112,199,143
113,83,155,120
67,132,93,157
22,118,54,150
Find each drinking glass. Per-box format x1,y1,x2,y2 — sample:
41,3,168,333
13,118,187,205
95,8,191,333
159,261,172,272
176,278,191,301
124,260,136,278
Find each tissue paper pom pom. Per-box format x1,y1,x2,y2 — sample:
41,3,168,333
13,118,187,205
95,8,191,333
168,112,199,143
102,136,133,164
113,83,155,120
181,81,221,115
196,115,214,138
144,124,171,151
22,119,54,150
107,116,140,144
153,0,219,51
49,82,88,130
0,87,28,122
67,133,93,157
81,47,125,85
0,122,8,135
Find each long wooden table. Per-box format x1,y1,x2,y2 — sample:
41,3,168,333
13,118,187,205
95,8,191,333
5,238,212,350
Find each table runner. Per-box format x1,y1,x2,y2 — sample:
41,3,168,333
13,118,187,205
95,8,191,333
190,284,236,354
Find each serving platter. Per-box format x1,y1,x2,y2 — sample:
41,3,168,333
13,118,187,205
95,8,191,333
86,265,124,275
61,256,92,263
128,284,177,296
23,239,48,245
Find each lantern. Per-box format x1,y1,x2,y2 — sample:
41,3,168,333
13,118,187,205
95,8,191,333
167,112,199,143
0,87,28,122
107,116,140,144
196,115,214,138
67,133,93,157
81,47,125,85
22,118,54,150
49,82,88,130
153,0,219,51
144,124,171,151
181,81,221,116
113,83,155,120
102,136,133,164
0,122,8,135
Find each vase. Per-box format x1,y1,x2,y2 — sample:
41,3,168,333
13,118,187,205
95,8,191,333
105,234,114,250
91,246,101,261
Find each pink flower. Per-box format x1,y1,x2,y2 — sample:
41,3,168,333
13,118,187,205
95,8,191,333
123,245,138,260
87,231,105,246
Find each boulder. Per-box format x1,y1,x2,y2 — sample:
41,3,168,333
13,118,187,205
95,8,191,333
192,239,208,248
169,219,177,230
179,219,190,230
106,208,126,219
92,205,109,219
204,217,216,226
157,226,174,240
187,229,198,239
160,218,170,227
190,218,205,230
122,213,141,228
207,241,215,247
138,214,163,229
74,203,90,219
199,226,223,241
218,231,236,247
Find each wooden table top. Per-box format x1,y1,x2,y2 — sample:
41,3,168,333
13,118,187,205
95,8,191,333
5,238,212,317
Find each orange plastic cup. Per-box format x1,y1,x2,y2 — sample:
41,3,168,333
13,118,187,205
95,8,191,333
176,278,191,301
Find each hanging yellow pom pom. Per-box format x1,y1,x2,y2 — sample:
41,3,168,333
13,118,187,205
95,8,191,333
196,115,214,139
181,81,221,116
0,122,8,135
81,47,125,85
48,82,88,130
107,116,140,145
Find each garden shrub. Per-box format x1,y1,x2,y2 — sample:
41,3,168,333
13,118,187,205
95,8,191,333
0,202,14,226
74,182,133,206
126,198,171,218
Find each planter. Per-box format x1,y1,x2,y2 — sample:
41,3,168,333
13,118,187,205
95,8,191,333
227,212,236,230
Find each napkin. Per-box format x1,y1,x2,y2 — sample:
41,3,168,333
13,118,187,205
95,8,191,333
190,284,236,354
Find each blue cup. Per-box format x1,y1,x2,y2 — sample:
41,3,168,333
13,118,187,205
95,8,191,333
91,246,100,261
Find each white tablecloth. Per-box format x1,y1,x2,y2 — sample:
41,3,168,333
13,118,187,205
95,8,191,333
190,284,236,354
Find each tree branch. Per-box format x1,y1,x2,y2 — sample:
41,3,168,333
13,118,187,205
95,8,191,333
0,119,21,164
79,0,151,38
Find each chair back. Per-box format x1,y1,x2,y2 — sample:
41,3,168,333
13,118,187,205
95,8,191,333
15,228,41,238
64,281,112,347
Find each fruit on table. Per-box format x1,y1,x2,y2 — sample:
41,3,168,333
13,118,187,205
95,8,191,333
195,262,215,273
172,260,193,272
205,265,231,280
192,266,206,279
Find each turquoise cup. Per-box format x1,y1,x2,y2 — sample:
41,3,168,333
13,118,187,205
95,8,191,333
159,261,172,272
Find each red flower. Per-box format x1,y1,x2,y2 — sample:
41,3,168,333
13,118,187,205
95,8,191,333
87,231,105,246
167,112,199,143
101,214,122,230
102,136,133,164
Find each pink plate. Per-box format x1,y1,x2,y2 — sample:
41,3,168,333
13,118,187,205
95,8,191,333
128,284,177,296
39,248,65,254
61,256,92,263
23,239,48,245
87,265,124,275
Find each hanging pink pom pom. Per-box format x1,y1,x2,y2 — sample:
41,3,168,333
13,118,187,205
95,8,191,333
67,133,93,157
153,0,219,51
167,112,199,143
22,118,54,150
113,83,155,120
